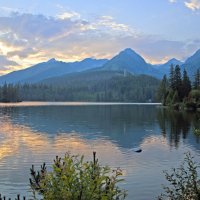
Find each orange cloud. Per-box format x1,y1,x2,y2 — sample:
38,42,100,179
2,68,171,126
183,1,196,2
185,0,200,10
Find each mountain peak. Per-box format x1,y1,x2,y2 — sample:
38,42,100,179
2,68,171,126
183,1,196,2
121,48,137,55
194,48,200,55
169,58,179,62
117,48,146,64
82,58,95,62
47,58,57,63
157,58,183,74
185,48,200,64
165,58,182,65
193,49,200,57
101,47,152,75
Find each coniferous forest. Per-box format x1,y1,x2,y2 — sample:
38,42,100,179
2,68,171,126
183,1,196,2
157,66,200,110
0,73,160,103
1,66,200,106
0,83,20,102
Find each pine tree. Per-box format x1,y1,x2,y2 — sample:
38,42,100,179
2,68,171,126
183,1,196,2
172,90,179,104
157,75,168,104
169,64,175,90
181,69,191,99
193,69,200,90
166,89,174,105
174,65,182,90
174,65,182,99
2,82,8,102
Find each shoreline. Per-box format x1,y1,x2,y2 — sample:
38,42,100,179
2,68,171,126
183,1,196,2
0,101,162,107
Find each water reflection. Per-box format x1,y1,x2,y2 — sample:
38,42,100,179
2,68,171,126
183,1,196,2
0,103,199,200
157,108,200,149
1,105,161,149
2,105,200,149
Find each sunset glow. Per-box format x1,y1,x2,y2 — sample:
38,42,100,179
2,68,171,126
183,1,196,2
0,0,200,74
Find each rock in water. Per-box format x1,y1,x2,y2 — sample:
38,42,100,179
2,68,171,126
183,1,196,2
133,148,142,153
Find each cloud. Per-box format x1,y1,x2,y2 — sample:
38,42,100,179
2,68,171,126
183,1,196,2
0,11,199,74
0,55,20,75
94,16,132,33
0,12,136,68
169,0,176,3
0,6,18,16
185,0,200,10
0,55,18,66
57,11,80,20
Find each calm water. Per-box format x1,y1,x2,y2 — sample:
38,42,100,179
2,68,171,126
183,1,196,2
0,102,199,200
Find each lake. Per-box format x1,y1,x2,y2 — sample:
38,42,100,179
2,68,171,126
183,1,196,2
0,102,199,200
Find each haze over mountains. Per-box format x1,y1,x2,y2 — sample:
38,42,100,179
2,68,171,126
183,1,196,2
0,48,199,85
155,58,183,75
0,58,108,84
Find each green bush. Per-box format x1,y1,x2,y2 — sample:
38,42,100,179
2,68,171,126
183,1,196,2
172,103,180,110
189,90,200,102
166,90,174,105
172,91,180,104
184,101,197,111
30,152,127,200
194,129,200,136
158,152,200,200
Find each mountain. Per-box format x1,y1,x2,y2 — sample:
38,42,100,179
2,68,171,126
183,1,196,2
1,47,200,84
182,49,200,78
155,58,183,76
25,70,160,102
0,58,108,84
41,70,123,86
101,48,161,77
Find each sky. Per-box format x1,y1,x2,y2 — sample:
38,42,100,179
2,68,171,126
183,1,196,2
0,0,200,75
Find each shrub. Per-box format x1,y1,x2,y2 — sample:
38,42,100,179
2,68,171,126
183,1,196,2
166,90,174,105
189,90,200,102
172,91,180,104
30,152,127,200
172,103,180,110
194,129,200,136
184,101,196,111
158,152,200,200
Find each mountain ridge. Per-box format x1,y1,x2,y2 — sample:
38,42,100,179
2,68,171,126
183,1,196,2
155,58,183,75
0,47,200,84
182,49,200,78
0,58,108,84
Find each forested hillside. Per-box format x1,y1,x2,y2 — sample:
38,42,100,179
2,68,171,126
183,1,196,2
21,72,159,102
0,71,160,102
157,65,200,110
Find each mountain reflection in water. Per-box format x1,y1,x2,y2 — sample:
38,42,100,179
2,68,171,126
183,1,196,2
0,103,199,200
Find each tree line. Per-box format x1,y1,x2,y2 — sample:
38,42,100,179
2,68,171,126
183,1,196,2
157,65,200,110
0,74,160,103
0,83,20,102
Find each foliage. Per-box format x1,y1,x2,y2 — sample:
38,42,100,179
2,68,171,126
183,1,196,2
193,128,200,136
184,101,197,111
174,65,182,97
181,69,192,99
0,71,160,103
189,90,200,102
158,152,200,200
30,152,127,200
165,90,174,105
193,68,200,90
157,75,168,105
169,64,175,90
158,67,200,109
0,83,20,102
16,73,160,102
172,91,179,104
